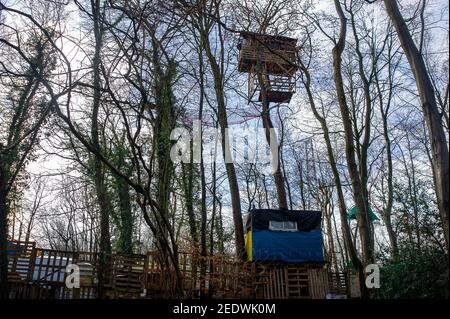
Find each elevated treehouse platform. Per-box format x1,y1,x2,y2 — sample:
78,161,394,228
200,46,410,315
237,31,298,103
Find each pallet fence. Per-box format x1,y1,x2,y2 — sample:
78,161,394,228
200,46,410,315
6,240,350,299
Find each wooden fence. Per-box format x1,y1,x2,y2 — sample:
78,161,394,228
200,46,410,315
7,240,350,299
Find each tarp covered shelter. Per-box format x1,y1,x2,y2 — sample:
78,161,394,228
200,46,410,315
244,209,324,263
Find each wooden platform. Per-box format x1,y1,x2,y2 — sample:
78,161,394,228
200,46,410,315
241,37,297,104
258,90,294,103
247,71,296,103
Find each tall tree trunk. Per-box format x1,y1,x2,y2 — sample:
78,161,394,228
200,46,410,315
91,0,111,298
299,0,370,297
375,42,399,258
201,28,246,260
255,58,288,210
180,158,198,292
198,45,208,298
297,161,307,210
151,34,183,294
383,0,449,250
349,7,375,256
211,127,224,254
277,108,293,210
0,57,44,299
321,186,339,272
332,0,373,266
111,138,133,254
115,175,133,254
407,136,422,251
181,160,198,245
151,31,177,243
299,57,367,297
0,168,9,299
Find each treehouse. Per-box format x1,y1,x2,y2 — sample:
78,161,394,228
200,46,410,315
237,31,299,103
244,209,324,263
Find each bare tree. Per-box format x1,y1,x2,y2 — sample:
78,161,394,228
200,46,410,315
382,0,449,250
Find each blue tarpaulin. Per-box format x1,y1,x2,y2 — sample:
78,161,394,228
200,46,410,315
251,229,324,263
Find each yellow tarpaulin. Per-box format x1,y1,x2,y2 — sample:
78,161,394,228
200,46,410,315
245,231,252,261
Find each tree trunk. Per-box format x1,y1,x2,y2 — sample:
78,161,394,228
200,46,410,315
321,186,339,272
299,57,368,297
181,160,198,245
198,47,208,298
0,168,9,299
332,0,373,266
349,8,375,257
375,47,399,258
115,175,133,254
383,0,449,250
255,58,288,210
202,30,246,260
151,34,183,294
91,0,112,298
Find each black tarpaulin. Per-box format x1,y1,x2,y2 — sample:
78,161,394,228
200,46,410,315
248,209,322,232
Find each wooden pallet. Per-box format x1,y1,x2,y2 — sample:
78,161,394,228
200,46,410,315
328,271,347,295
111,254,147,298
308,268,329,299
8,241,36,283
261,265,308,299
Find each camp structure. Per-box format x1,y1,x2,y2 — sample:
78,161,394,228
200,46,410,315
237,31,298,103
241,209,356,299
244,209,324,263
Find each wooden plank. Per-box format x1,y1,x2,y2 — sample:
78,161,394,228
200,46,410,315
308,268,329,299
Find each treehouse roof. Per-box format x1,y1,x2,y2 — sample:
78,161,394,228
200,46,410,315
245,209,322,232
239,31,298,46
